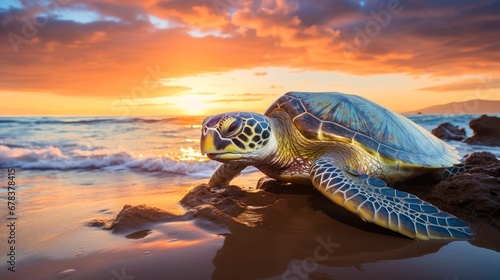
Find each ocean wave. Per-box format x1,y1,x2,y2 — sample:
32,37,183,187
0,118,115,125
0,116,206,126
406,114,490,127
0,145,220,178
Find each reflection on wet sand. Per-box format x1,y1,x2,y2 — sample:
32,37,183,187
182,182,449,279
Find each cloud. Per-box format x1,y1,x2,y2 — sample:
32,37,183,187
136,102,175,107
224,93,278,97
205,98,263,103
154,0,229,30
231,0,340,49
417,77,500,93
0,6,274,97
143,84,191,98
0,0,499,100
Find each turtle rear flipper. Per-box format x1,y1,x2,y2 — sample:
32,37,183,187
439,164,471,180
310,155,474,240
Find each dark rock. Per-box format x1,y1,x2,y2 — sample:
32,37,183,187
180,184,283,229
464,151,499,166
415,173,500,230
400,152,500,230
108,204,182,233
87,219,108,228
465,115,500,146
431,122,467,141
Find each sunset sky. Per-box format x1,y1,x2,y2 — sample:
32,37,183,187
0,0,499,116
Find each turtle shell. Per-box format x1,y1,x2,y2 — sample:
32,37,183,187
264,92,460,168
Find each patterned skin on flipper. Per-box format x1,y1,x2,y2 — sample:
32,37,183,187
440,164,470,180
208,163,247,188
310,155,474,240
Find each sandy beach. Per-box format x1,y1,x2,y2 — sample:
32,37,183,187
2,168,499,280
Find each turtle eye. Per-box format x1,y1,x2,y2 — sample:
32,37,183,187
227,121,239,134
221,117,243,137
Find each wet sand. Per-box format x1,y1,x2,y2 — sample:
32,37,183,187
2,163,500,280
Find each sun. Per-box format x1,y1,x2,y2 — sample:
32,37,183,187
176,96,208,116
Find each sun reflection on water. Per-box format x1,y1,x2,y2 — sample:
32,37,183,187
178,147,205,161
185,124,202,129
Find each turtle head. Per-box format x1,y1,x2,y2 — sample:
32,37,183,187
200,112,275,163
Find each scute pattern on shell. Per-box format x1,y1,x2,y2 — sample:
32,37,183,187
264,92,460,168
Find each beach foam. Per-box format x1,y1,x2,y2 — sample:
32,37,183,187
0,144,219,177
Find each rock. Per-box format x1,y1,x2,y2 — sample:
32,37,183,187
180,184,282,229
105,204,183,233
431,122,467,141
87,219,108,228
465,115,500,146
417,172,500,230
420,170,500,250
464,151,499,166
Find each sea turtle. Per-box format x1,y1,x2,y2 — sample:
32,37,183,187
200,92,473,240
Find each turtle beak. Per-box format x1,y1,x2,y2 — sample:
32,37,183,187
200,127,217,156
200,127,244,161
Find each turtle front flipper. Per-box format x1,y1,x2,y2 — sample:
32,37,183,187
310,155,474,240
208,163,247,188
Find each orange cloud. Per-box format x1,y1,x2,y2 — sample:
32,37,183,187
153,4,229,30
417,77,499,93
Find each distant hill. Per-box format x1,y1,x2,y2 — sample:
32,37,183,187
404,99,500,115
